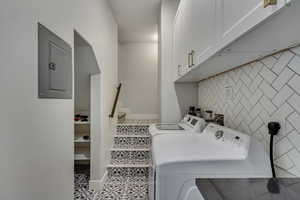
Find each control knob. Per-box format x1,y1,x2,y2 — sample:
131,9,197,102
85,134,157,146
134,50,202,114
215,130,224,140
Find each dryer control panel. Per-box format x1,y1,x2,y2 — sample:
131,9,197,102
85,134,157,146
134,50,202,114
181,114,207,133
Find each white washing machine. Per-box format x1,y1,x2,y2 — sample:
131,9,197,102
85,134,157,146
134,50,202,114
149,123,272,200
149,114,206,137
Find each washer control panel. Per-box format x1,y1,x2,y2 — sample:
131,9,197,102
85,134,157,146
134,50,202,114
204,123,251,158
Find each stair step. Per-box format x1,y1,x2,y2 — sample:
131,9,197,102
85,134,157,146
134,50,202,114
111,149,151,164
115,132,150,136
117,119,158,125
111,148,150,151
106,122,152,178
107,165,150,177
113,145,151,149
116,124,150,135
107,164,150,168
110,160,151,165
113,136,151,149
114,135,150,138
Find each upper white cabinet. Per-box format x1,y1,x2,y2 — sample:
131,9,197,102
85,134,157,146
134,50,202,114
218,0,289,49
221,0,263,41
173,0,298,82
173,0,189,77
174,0,216,78
186,0,217,66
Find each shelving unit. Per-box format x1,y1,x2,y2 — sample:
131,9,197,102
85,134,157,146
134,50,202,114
74,119,90,165
75,121,90,125
75,136,90,143
75,153,90,161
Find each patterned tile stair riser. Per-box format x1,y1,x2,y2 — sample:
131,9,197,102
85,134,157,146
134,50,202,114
74,123,151,200
110,150,151,165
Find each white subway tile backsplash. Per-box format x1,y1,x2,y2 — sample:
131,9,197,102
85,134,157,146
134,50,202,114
276,167,295,177
259,109,269,124
272,51,294,74
241,108,253,125
288,112,300,131
275,138,293,158
198,47,300,176
249,75,263,92
288,93,300,114
273,52,282,59
249,89,263,106
288,131,300,152
241,97,252,112
288,55,300,75
261,56,277,69
272,103,293,120
291,46,300,56
272,67,294,91
259,67,277,84
272,86,294,107
232,102,243,117
287,149,300,171
259,81,276,99
288,74,300,94
250,103,263,119
275,154,294,170
240,72,252,87
260,96,277,115
249,116,263,132
288,166,300,177
286,121,294,134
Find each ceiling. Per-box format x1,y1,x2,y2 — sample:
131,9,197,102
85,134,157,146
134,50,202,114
109,0,161,43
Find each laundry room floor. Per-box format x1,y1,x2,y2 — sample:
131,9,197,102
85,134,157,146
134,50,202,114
74,121,153,200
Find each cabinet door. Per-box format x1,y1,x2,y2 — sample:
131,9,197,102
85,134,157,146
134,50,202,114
173,0,189,77
173,10,182,77
220,0,288,48
186,0,216,66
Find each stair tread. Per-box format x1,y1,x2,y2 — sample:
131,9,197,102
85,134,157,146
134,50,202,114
111,148,150,151
107,164,150,168
110,161,151,165
114,135,150,138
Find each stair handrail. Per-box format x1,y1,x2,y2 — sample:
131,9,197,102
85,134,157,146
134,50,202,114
109,83,122,118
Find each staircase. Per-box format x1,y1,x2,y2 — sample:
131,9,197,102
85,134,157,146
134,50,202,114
108,124,151,177
98,123,152,200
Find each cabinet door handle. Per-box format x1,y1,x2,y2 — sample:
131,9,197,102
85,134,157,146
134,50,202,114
190,50,195,67
264,0,277,8
188,53,191,68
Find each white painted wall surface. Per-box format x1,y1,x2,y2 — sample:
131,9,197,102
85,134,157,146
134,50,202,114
75,47,91,113
118,42,158,118
159,0,198,123
0,0,118,199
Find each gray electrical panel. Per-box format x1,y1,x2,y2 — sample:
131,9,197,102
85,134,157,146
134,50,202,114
38,23,72,99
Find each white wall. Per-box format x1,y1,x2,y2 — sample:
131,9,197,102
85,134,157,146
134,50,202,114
75,44,100,114
159,0,198,123
198,46,300,177
118,42,158,119
75,47,90,113
0,0,118,199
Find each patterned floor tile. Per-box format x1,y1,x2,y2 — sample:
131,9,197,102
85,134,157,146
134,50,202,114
123,183,149,200
97,184,125,200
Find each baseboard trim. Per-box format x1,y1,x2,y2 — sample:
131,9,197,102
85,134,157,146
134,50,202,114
127,114,158,120
89,171,108,191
